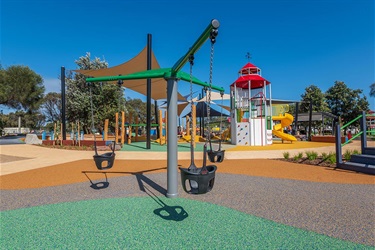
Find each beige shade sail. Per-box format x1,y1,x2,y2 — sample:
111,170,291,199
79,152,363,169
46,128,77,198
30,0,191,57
160,102,190,117
217,103,231,112
74,46,186,101
194,90,231,102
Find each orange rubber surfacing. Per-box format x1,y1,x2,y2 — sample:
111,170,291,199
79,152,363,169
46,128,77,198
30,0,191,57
1,159,374,190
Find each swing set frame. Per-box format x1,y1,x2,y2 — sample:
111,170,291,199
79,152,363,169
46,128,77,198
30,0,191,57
86,19,223,198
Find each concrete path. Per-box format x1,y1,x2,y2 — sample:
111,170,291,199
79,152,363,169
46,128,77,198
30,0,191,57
0,140,371,176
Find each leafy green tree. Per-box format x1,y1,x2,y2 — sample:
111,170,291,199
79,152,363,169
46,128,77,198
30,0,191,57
325,81,369,125
0,65,45,112
370,82,375,97
66,53,125,133
1,110,45,130
25,112,45,130
2,111,19,127
125,98,155,124
299,85,329,113
297,85,330,135
0,110,4,135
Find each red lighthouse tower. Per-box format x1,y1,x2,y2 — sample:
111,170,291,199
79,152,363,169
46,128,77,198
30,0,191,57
230,62,272,146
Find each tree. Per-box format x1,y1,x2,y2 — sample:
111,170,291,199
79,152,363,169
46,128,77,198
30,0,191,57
297,85,330,135
66,53,125,133
0,110,4,135
1,110,45,130
42,92,61,123
325,81,369,125
370,82,375,97
0,65,45,112
299,85,329,113
125,98,155,124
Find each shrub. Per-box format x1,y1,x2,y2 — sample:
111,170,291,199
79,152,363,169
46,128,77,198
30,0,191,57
297,152,303,159
321,152,328,159
343,149,360,161
293,152,303,161
343,150,352,161
326,152,336,164
283,152,290,159
305,151,318,160
352,149,360,155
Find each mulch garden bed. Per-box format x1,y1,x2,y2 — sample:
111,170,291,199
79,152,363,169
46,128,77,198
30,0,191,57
279,157,336,168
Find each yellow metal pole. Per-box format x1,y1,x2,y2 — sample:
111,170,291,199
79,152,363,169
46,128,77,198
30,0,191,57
121,112,125,144
159,109,163,145
135,115,139,142
128,113,132,144
115,112,119,143
104,119,109,141
192,104,196,148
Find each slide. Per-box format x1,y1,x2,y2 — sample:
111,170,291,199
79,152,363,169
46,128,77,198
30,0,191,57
272,113,297,142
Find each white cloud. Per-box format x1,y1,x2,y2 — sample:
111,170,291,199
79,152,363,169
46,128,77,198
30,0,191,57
43,78,61,94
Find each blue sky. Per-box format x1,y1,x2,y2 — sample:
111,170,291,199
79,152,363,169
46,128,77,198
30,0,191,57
1,0,374,114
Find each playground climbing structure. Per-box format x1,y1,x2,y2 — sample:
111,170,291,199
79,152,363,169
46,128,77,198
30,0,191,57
230,63,273,146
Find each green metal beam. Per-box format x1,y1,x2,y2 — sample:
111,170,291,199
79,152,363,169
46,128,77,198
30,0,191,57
85,68,169,82
86,68,224,93
172,19,219,73
176,71,224,92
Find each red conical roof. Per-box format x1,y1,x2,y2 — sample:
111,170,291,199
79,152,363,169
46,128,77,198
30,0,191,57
231,75,270,89
231,63,270,89
239,62,259,75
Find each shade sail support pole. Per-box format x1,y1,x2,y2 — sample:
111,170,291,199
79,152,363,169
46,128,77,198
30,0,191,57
146,34,152,149
61,66,66,140
166,77,178,198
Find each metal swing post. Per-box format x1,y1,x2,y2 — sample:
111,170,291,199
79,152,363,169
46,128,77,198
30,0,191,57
166,76,179,198
166,19,220,198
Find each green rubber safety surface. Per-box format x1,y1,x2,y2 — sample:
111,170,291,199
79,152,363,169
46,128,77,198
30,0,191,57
1,197,371,249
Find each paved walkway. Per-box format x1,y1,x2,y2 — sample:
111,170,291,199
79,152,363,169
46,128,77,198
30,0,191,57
0,140,371,176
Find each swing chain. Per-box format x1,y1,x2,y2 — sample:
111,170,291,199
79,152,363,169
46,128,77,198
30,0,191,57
117,77,123,113
207,34,215,140
88,83,96,134
189,54,195,145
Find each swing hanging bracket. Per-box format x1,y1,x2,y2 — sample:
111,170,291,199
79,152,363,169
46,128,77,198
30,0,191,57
172,19,220,74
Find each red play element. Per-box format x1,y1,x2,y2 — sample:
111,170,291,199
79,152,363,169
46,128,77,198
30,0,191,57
231,63,270,89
